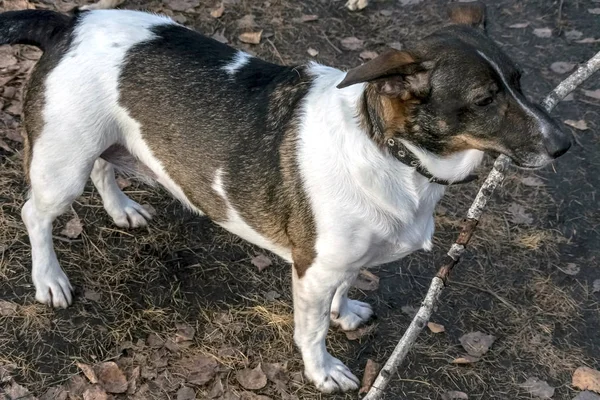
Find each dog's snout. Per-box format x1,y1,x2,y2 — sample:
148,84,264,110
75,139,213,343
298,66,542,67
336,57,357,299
543,124,572,159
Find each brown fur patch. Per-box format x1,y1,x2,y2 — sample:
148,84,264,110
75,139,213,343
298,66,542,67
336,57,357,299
448,2,486,28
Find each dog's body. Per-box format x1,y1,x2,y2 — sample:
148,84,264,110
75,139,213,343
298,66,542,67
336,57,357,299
0,4,570,392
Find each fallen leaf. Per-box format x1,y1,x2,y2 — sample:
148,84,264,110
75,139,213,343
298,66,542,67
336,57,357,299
217,390,243,400
79,0,124,10
84,289,101,302
239,31,262,45
388,41,403,50
573,367,600,393
0,364,15,383
4,381,33,399
0,300,17,316
177,386,196,400
564,119,589,131
551,61,576,74
588,8,600,14
576,38,600,44
562,263,580,276
401,305,418,318
459,331,495,357
83,385,108,400
307,48,318,57
240,392,272,400
399,0,423,4
61,215,83,239
353,269,379,291
264,290,280,301
115,176,131,189
380,9,392,16
340,36,364,51
77,362,99,384
428,322,445,333
210,4,224,18
183,355,219,385
261,362,288,385
40,387,68,400
67,375,90,398
251,254,272,271
0,47,17,68
236,364,268,390
520,176,545,187
208,376,225,398
146,333,164,348
346,0,368,11
167,0,199,12
164,339,180,353
573,391,600,400
345,323,377,340
127,366,140,395
0,138,12,152
582,89,600,100
212,32,229,44
593,280,600,294
508,203,533,225
533,28,552,38
566,30,583,41
300,14,318,22
451,355,480,364
237,14,256,29
358,359,380,394
1,0,35,11
96,361,128,393
360,50,378,60
175,323,195,342
520,377,555,399
442,392,469,400
509,22,529,28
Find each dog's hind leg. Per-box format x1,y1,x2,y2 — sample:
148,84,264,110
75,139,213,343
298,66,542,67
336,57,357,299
90,158,152,229
21,129,98,308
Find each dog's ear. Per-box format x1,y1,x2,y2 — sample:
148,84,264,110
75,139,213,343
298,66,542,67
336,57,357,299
448,1,486,30
336,49,434,99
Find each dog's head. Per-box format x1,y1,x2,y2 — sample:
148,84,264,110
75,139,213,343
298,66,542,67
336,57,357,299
337,2,571,169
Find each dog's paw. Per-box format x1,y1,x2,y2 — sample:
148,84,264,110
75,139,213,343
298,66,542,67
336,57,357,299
305,354,360,393
346,0,368,11
331,299,373,331
107,198,153,229
33,266,73,308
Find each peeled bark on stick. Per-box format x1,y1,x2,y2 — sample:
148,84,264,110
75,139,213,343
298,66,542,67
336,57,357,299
363,50,600,400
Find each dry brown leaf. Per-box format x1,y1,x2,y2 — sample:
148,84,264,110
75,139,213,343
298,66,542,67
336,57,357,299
509,22,529,28
183,355,218,385
340,36,364,51
251,254,272,271
84,289,101,302
593,280,600,294
451,355,480,364
79,0,124,10
96,361,128,394
508,202,533,225
574,391,600,400
307,48,319,57
67,375,90,398
0,300,17,316
237,14,256,29
358,359,380,394
0,364,14,383
240,392,272,400
573,367,600,393
401,305,418,318
459,331,495,357
167,0,199,12
116,176,131,189
582,89,600,100
441,392,469,400
588,8,600,14
0,48,18,69
576,38,600,44
175,323,195,342
566,30,583,41
519,377,555,399
61,215,83,239
210,4,224,18
346,0,369,11
40,387,68,400
236,364,268,390
427,322,445,333
83,385,108,400
551,61,576,74
300,14,318,22
2,0,35,10
261,362,288,385
520,176,545,187
177,386,196,400
239,31,262,45
345,323,376,340
127,366,140,395
212,32,229,44
562,263,580,276
388,41,403,50
4,381,33,399
533,28,552,38
146,333,164,348
208,376,225,398
564,119,589,131
360,50,378,60
77,362,99,384
353,269,379,291
380,9,392,16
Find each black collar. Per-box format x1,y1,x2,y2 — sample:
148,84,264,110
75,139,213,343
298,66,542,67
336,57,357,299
367,105,477,186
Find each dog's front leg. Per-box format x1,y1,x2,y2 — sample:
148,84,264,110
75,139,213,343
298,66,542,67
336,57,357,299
292,262,360,393
330,275,373,331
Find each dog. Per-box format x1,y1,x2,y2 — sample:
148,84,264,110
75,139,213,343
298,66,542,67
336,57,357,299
0,2,571,392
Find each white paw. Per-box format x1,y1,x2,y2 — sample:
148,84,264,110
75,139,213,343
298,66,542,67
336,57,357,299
346,0,368,11
331,299,373,331
305,354,360,393
33,265,73,308
106,197,153,229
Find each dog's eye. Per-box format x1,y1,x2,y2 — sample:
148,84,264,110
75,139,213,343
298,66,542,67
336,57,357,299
475,96,494,107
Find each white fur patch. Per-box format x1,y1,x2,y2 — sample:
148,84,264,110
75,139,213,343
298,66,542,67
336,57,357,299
223,51,251,75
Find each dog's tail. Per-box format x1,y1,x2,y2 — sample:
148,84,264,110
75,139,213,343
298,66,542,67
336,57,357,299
0,10,72,52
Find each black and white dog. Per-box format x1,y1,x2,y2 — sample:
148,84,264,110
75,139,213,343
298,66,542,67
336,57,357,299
0,3,570,392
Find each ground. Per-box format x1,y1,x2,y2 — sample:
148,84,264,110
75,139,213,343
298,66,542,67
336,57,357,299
0,0,599,399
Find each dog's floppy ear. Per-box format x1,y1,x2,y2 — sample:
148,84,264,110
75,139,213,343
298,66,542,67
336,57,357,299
448,1,486,30
336,49,434,99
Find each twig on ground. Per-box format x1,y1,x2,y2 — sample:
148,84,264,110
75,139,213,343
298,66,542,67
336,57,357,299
363,50,600,400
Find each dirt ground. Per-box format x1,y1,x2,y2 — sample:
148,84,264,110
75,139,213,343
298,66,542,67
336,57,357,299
0,0,599,399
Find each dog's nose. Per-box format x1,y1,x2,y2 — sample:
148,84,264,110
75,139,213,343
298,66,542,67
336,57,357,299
544,128,572,159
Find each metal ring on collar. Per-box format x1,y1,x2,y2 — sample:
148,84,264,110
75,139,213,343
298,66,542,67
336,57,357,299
387,138,395,147
410,161,419,167
397,150,406,157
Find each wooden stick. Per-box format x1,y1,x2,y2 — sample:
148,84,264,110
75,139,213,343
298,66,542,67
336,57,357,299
363,50,600,400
